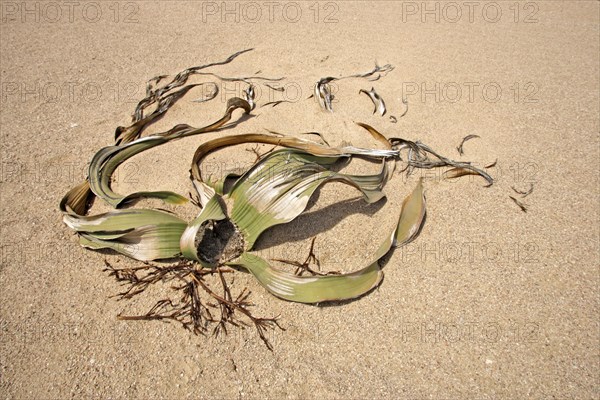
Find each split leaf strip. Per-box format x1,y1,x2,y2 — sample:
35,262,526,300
191,82,219,103
227,179,425,303
390,139,493,186
228,252,382,304
89,136,189,208
116,83,202,145
88,97,252,208
190,132,398,187
120,48,262,144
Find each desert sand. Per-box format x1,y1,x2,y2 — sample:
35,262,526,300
1,1,598,398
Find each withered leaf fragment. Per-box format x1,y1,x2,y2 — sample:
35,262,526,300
390,140,494,186
399,98,409,118
244,85,256,110
264,83,284,92
314,77,335,112
300,131,330,146
512,183,534,198
347,63,394,81
443,167,486,181
359,87,387,116
261,100,292,108
457,134,480,156
116,83,201,145
509,195,528,212
313,63,394,112
485,159,498,168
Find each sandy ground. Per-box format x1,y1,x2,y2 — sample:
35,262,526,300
1,1,599,399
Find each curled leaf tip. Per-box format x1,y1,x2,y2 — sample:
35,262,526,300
457,134,480,156
394,179,426,247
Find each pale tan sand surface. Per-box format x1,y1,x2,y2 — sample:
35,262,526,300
1,1,598,398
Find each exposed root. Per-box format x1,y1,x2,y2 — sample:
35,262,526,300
271,237,341,276
104,259,284,350
245,144,277,162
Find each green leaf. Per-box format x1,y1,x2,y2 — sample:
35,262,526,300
63,208,186,232
228,252,383,303
190,132,398,186
79,223,186,261
228,149,386,249
88,136,189,208
394,178,426,246
88,97,253,208
64,208,188,261
227,179,426,303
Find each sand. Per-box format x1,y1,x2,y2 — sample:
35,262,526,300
1,1,598,398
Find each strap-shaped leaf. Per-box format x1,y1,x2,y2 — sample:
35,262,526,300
227,179,426,303
88,136,188,208
228,149,386,249
79,223,186,261
63,208,186,232
394,178,426,246
190,132,398,186
228,252,382,303
88,98,252,208
64,208,188,261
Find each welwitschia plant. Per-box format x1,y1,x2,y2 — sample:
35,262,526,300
60,50,493,346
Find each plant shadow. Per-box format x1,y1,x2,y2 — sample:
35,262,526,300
253,190,387,250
